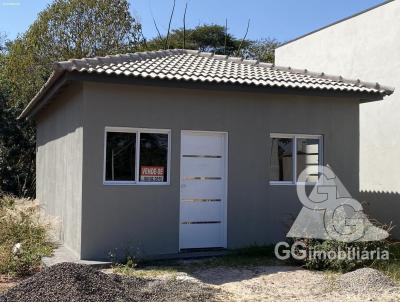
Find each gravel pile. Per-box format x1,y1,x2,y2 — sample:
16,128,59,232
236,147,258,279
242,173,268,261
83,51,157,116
337,268,398,294
0,263,220,302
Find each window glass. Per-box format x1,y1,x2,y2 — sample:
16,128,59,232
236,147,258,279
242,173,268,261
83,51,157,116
105,132,136,181
296,138,320,183
139,133,169,182
270,138,293,181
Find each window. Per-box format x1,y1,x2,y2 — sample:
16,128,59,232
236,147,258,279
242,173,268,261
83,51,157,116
104,127,170,185
270,138,293,182
269,134,322,185
105,132,136,182
139,133,168,182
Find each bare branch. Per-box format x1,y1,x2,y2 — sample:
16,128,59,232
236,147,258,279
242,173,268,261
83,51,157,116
152,16,162,40
139,26,148,50
224,18,228,55
237,19,250,56
165,0,176,50
149,1,162,41
183,1,188,49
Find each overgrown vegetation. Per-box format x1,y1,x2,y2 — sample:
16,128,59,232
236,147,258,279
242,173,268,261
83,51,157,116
372,243,400,283
289,237,400,284
298,238,390,272
0,196,55,276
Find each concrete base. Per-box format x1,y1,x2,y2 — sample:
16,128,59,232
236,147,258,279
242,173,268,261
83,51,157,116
42,245,112,268
145,249,230,262
43,246,230,268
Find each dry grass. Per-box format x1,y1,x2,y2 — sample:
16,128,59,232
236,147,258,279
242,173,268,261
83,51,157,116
112,246,279,278
0,195,55,276
372,242,400,284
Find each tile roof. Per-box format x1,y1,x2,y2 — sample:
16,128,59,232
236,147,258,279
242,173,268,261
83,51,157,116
55,49,393,94
20,49,394,119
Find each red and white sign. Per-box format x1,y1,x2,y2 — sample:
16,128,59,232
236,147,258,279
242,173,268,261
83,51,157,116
140,166,164,182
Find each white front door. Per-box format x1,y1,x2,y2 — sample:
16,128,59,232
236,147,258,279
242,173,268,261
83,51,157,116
179,131,228,249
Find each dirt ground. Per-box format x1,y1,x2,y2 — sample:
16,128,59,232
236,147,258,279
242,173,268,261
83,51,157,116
2,265,400,301
130,265,399,302
183,265,399,302
0,276,20,294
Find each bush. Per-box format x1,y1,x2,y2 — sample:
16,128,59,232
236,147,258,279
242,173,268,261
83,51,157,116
0,196,55,276
372,243,400,283
298,238,390,272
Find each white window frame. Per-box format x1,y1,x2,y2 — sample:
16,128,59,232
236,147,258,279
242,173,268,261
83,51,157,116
269,133,323,186
103,127,171,186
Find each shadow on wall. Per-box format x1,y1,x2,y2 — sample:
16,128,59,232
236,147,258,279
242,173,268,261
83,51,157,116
360,190,400,240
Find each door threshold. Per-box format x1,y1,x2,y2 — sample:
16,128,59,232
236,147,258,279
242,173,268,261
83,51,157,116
180,247,226,253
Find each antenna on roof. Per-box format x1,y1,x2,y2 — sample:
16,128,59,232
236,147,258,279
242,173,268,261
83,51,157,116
224,19,228,55
165,0,176,50
183,1,188,49
152,16,162,41
237,19,250,57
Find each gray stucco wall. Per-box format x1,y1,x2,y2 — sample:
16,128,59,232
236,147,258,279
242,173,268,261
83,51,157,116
79,81,359,260
275,0,400,237
36,84,83,257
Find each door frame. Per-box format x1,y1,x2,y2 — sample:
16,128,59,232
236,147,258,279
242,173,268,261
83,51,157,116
179,130,229,250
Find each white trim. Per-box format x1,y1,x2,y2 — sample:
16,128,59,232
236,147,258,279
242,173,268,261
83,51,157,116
270,133,322,139
179,130,228,250
103,127,171,186
269,133,323,186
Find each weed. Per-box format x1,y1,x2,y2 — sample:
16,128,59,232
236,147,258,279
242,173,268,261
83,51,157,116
0,196,55,276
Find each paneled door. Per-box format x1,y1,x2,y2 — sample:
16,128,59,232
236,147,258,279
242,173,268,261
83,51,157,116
179,131,228,249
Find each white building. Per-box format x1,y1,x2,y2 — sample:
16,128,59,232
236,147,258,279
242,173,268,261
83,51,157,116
276,0,400,237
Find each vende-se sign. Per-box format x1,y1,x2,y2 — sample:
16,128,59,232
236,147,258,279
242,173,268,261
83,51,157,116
140,166,164,182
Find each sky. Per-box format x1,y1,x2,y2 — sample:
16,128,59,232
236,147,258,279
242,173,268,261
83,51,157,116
0,0,386,43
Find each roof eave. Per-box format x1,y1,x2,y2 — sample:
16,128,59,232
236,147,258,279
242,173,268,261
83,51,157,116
18,69,66,120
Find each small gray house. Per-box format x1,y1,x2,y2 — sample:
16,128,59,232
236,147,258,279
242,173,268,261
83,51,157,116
20,49,393,261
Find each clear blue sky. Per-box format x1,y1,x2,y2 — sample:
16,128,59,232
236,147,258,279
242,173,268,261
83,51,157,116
0,0,386,42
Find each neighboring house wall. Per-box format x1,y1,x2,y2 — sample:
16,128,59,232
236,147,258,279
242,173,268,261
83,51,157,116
275,0,400,236
36,84,83,257
79,81,359,260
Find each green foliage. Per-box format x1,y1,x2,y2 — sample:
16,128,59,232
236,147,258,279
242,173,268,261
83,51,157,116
300,239,390,272
5,0,143,107
372,243,400,283
146,24,248,55
145,24,280,63
243,38,281,63
0,99,36,197
0,196,55,276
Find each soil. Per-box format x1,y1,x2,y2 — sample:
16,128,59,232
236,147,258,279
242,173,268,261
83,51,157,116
1,263,399,302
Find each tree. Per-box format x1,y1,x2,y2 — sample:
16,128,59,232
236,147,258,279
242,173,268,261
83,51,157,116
5,0,143,107
146,24,249,55
1,0,143,197
0,96,36,197
243,38,281,63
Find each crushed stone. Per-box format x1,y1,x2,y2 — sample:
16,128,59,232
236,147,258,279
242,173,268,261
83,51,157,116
0,262,221,302
337,268,398,294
